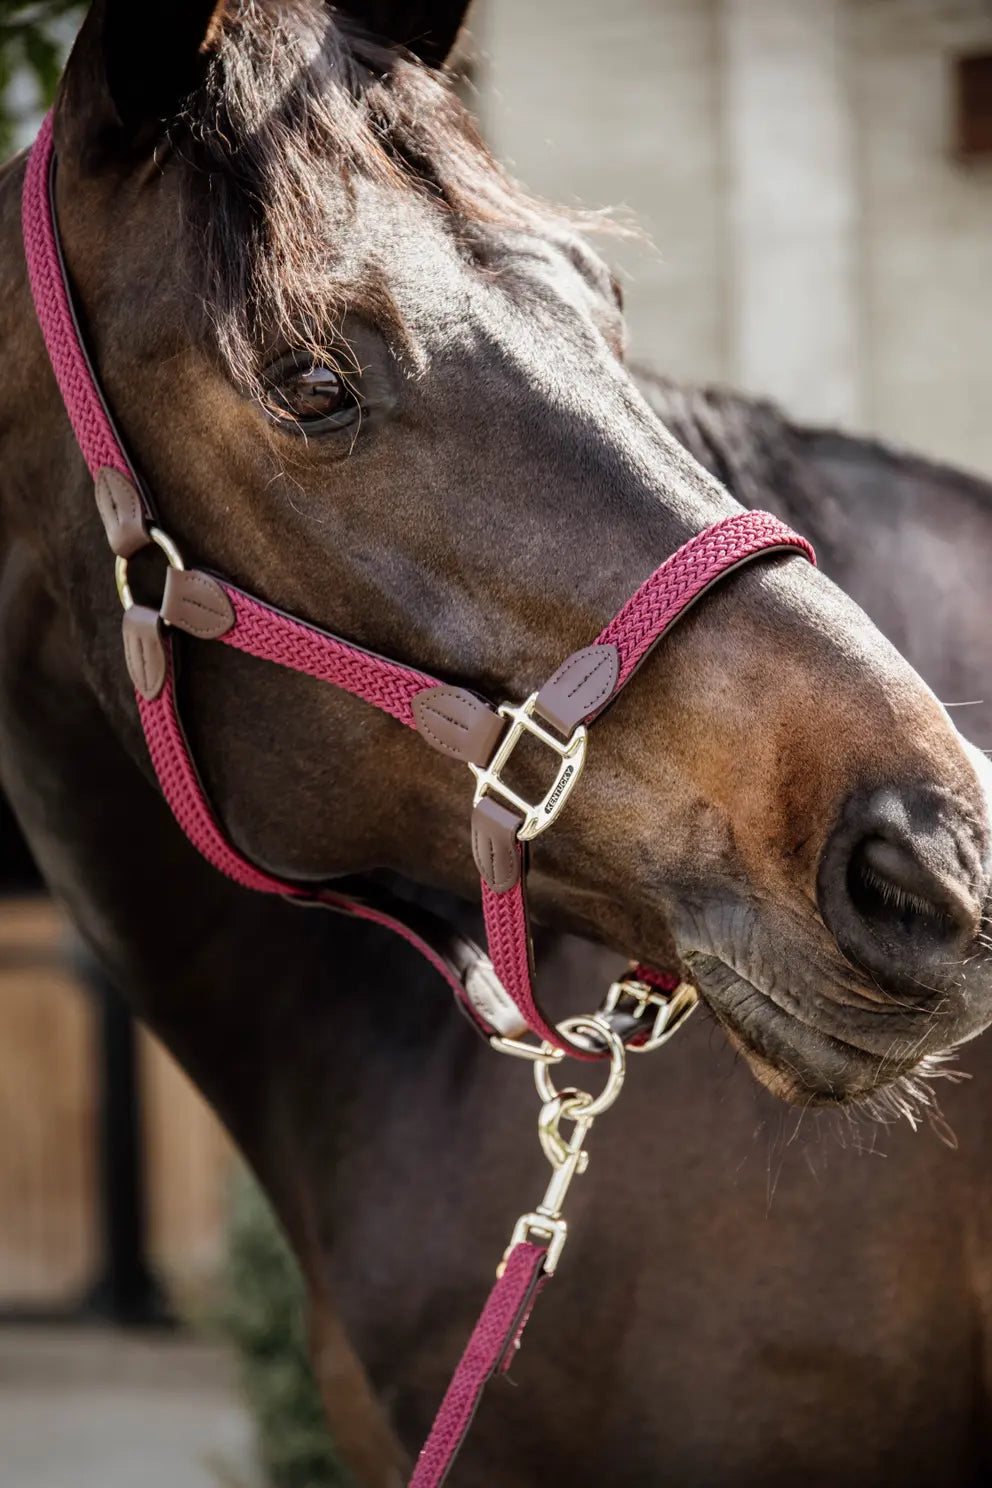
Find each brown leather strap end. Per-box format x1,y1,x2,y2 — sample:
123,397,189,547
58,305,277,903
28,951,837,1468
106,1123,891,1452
161,567,235,639
413,684,504,766
122,605,167,700
472,797,522,893
95,467,149,558
535,643,619,734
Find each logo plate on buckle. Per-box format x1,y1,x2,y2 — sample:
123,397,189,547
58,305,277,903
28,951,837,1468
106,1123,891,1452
469,693,587,841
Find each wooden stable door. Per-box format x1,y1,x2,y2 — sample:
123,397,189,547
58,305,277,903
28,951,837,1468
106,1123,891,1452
0,897,233,1310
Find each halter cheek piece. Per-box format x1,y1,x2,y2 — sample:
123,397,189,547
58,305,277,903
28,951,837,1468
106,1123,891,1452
23,111,815,1485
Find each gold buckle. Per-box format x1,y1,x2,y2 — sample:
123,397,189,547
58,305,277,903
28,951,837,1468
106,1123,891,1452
601,975,698,1053
469,693,587,841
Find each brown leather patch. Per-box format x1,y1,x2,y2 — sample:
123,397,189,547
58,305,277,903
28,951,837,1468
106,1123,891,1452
94,467,149,558
535,643,619,734
412,685,504,766
472,797,522,893
122,605,167,700
161,567,235,639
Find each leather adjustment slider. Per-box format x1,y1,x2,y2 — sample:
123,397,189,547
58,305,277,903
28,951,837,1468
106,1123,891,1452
412,684,504,766
472,797,523,893
94,467,150,559
535,644,619,734
122,605,167,700
160,567,235,639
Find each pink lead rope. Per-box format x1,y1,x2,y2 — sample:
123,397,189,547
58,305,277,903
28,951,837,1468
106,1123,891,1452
23,110,815,1484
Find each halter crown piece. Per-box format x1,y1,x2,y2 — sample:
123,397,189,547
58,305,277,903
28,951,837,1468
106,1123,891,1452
23,111,815,1486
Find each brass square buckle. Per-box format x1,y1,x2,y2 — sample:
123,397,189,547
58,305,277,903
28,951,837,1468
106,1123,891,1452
469,693,587,842
601,976,698,1053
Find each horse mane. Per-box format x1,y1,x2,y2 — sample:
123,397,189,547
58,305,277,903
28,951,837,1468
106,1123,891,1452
632,369,816,515
173,0,558,390
635,365,992,557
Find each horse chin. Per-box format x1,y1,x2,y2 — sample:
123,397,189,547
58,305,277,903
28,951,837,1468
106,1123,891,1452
687,952,931,1108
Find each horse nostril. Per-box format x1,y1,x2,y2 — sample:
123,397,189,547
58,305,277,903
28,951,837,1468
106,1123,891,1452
817,785,985,996
846,836,963,941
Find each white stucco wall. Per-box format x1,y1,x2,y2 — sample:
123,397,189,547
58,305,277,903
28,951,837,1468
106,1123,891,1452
723,0,862,427
482,0,992,474
483,0,729,388
852,2,992,474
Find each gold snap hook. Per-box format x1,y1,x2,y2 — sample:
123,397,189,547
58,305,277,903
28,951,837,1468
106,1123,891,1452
499,991,695,1281
537,1090,593,1169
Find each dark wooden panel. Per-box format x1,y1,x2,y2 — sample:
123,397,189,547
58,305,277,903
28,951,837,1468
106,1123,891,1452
956,52,992,158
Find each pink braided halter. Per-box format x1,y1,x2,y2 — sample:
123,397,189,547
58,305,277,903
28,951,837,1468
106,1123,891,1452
23,110,815,1484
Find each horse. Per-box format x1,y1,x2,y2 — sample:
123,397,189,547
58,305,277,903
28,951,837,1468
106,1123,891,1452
226,375,992,1488
640,370,992,750
2,2,992,1483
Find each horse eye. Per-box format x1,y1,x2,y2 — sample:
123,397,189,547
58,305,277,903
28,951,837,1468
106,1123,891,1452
262,358,358,431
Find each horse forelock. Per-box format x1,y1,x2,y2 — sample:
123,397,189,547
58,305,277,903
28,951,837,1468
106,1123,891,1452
167,0,574,392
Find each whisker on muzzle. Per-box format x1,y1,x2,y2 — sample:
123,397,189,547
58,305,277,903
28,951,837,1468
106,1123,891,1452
850,1051,968,1147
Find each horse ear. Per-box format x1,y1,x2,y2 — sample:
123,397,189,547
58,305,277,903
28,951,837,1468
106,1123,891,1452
64,0,227,144
331,1,472,66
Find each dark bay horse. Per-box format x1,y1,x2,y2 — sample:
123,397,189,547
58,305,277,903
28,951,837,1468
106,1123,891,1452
259,382,992,1488
2,2,992,1483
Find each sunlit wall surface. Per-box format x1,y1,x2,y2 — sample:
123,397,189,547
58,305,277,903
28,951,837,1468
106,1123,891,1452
484,0,992,474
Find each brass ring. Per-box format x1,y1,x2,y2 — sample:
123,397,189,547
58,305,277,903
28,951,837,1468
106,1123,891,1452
533,1014,626,1118
115,527,185,612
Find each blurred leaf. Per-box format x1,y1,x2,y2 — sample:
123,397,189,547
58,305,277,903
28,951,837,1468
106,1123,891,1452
0,1,84,157
0,47,13,159
217,1172,354,1488
22,25,62,102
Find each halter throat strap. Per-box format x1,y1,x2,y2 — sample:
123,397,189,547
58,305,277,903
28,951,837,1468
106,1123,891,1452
21,111,815,1059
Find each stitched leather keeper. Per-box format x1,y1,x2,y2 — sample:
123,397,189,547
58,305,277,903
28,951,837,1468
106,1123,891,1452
94,467,149,558
413,684,503,766
472,797,522,893
161,567,235,639
122,605,167,700
535,643,619,734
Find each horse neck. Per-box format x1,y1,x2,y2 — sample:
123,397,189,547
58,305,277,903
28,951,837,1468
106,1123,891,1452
0,147,306,1160
794,429,992,750
0,151,93,586
637,367,992,751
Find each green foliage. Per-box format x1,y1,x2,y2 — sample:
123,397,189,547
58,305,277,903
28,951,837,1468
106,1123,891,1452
219,1172,353,1488
0,2,83,156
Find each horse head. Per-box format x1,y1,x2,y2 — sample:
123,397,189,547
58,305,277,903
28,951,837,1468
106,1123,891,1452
9,0,992,1109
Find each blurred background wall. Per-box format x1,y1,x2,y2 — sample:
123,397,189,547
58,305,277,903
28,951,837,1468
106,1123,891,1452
482,0,992,473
